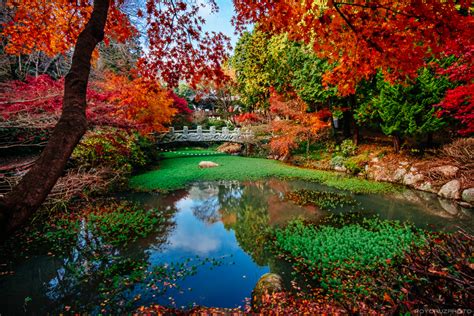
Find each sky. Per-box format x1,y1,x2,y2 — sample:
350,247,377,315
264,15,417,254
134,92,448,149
198,0,239,49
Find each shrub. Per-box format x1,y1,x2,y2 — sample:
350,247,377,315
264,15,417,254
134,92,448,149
339,139,357,157
343,159,363,175
330,155,345,168
71,129,152,173
207,118,230,129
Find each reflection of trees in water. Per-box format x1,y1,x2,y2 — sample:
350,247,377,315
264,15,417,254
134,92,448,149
190,181,244,224
44,206,177,313
191,196,221,224
218,180,320,268
220,183,273,266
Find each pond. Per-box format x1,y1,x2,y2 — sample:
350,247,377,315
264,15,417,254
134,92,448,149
0,179,472,314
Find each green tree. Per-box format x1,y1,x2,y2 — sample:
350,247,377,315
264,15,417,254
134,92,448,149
230,29,271,110
356,68,452,152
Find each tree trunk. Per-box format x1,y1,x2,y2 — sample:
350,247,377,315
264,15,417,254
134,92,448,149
0,0,109,239
352,121,359,146
342,109,352,138
306,132,310,159
426,133,433,148
349,94,359,145
392,134,402,153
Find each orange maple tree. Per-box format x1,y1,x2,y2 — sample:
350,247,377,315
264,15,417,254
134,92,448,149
3,0,134,56
3,0,230,85
99,72,176,133
269,88,330,158
233,0,474,95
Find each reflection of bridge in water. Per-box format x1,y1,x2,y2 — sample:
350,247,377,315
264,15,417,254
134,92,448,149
157,125,254,144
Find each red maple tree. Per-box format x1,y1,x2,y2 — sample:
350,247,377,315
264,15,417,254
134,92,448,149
233,0,473,95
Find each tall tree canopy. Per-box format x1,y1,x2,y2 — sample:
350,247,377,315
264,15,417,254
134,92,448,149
232,0,473,95
3,0,231,85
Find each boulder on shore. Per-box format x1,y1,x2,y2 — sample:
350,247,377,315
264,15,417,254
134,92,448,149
461,188,474,203
438,179,461,200
252,273,283,309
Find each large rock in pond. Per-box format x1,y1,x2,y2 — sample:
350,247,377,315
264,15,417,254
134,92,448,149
438,179,461,200
252,273,283,308
198,161,219,168
461,188,474,203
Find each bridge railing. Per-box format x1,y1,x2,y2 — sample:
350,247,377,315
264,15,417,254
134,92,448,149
156,125,254,143
159,125,253,136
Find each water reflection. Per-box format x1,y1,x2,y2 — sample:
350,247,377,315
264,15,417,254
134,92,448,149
0,179,472,314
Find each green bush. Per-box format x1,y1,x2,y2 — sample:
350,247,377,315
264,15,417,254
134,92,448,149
330,155,346,168
339,139,357,157
343,159,362,175
72,129,153,173
207,118,233,130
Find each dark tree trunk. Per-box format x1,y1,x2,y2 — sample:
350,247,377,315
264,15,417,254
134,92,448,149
352,122,359,146
426,133,433,148
0,0,109,239
349,94,359,145
393,134,402,153
331,116,339,143
342,109,352,138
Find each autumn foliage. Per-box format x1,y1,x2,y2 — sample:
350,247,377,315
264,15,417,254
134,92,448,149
437,84,474,136
2,0,135,56
234,112,263,125
233,0,474,96
0,73,176,133
99,72,175,133
2,0,230,86
436,47,474,136
269,88,330,158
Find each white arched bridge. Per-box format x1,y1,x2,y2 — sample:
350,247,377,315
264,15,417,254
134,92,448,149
156,126,254,144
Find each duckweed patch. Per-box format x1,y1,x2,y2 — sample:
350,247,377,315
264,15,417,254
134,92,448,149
275,218,426,274
130,150,396,194
285,189,357,210
273,217,427,301
42,201,171,249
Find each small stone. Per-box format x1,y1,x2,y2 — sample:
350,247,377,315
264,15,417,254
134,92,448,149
403,173,424,186
432,165,459,178
457,201,472,209
393,168,407,182
334,165,347,172
418,182,433,192
438,180,461,200
462,188,474,203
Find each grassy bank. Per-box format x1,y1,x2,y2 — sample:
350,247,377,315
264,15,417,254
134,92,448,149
130,150,396,194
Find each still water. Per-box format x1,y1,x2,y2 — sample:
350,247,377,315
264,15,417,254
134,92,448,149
0,179,472,314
